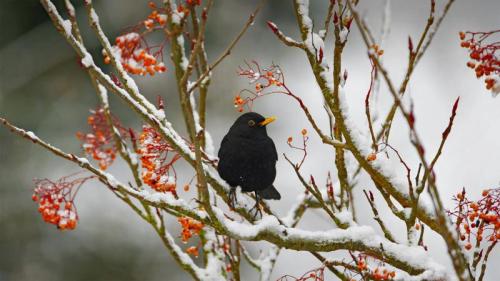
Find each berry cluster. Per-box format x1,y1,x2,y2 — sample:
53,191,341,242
277,266,325,281
355,257,396,280
448,188,499,251
138,125,181,194
32,175,93,230
459,30,500,96
235,62,284,112
76,108,128,170
185,246,199,257
178,216,204,243
103,32,167,76
144,2,167,30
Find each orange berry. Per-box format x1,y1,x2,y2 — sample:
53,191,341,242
186,246,199,257
367,152,377,161
67,219,77,230
301,128,308,136
148,2,157,9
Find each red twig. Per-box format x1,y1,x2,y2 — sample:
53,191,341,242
365,58,378,151
287,129,309,170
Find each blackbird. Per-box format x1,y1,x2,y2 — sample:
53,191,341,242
217,112,281,210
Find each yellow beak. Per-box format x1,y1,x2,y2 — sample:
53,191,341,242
259,116,276,126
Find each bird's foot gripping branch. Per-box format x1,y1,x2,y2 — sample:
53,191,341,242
1,0,498,280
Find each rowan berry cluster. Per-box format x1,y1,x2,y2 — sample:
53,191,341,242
144,2,167,30
355,257,396,280
178,216,204,243
32,175,93,230
138,125,180,193
76,108,128,170
185,246,199,257
277,266,325,281
234,62,285,112
459,30,500,96
103,32,167,76
448,188,499,251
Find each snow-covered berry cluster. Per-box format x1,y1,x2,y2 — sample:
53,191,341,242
354,256,396,281
459,30,500,97
138,125,180,194
103,32,167,76
144,2,167,30
32,175,93,230
448,188,499,251
178,216,204,243
76,108,128,170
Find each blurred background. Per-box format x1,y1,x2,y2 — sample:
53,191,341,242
1,0,499,280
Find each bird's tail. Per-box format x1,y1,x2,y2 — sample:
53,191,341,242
257,185,281,200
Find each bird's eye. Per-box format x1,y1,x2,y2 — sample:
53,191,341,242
248,120,256,127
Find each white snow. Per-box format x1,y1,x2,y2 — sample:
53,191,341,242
337,88,436,216
295,0,312,28
25,131,39,141
62,19,72,35
81,52,94,68
339,27,349,43
97,83,108,106
64,0,75,17
177,36,189,71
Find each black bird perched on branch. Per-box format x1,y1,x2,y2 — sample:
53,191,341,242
217,112,280,213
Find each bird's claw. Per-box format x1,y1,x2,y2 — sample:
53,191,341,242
249,193,263,220
249,203,262,220
228,188,237,210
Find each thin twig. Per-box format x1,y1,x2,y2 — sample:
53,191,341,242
187,0,268,94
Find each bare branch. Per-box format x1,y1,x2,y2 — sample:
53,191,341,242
187,0,268,95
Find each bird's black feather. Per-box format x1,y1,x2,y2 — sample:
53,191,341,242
217,112,280,200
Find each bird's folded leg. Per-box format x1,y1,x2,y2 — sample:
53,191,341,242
249,193,262,220
228,187,237,210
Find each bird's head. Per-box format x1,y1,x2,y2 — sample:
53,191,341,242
229,112,276,138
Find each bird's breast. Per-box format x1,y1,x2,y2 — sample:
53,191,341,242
218,135,277,190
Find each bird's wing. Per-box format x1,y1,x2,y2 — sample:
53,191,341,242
270,138,278,161
218,134,229,159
